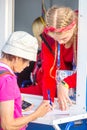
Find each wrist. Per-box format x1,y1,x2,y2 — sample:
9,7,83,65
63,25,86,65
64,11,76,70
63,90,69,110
61,81,69,89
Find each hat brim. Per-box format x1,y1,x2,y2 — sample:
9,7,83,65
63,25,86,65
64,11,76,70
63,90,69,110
2,44,37,61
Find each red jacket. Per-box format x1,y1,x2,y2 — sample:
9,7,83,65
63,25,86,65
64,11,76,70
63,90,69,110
41,33,76,102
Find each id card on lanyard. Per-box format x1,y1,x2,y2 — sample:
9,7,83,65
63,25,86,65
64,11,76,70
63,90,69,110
56,43,76,82
56,43,76,99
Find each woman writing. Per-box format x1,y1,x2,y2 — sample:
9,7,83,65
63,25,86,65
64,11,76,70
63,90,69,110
0,31,51,130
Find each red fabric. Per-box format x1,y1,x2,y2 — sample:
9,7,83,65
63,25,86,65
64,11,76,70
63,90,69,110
20,84,42,96
20,62,43,96
41,34,57,102
19,50,43,96
41,33,76,102
64,73,76,88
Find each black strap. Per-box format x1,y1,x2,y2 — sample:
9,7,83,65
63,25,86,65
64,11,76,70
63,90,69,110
40,34,55,56
0,70,13,77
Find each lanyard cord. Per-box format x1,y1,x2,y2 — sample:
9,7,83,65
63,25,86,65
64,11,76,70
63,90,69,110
57,43,60,68
57,44,76,70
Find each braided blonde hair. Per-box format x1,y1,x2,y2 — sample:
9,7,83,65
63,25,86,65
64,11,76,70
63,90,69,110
45,5,78,66
46,6,77,29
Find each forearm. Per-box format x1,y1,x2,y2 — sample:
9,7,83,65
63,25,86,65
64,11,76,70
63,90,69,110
2,112,38,130
1,99,51,130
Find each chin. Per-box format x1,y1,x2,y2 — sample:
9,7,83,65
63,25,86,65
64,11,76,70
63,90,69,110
14,70,21,73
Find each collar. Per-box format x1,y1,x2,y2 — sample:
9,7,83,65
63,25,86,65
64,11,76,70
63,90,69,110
0,62,14,75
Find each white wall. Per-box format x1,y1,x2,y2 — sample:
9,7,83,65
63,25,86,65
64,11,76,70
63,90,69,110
76,0,87,113
0,0,14,57
0,0,6,56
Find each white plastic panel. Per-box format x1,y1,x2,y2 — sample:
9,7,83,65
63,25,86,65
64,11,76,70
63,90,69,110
76,0,87,113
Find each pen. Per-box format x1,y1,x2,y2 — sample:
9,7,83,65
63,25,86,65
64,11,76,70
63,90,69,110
47,89,52,106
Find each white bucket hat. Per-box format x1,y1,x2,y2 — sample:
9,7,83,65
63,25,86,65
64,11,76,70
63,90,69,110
2,31,38,61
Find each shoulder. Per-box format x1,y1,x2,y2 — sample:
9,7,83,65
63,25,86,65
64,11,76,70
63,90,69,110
42,32,55,44
0,69,16,84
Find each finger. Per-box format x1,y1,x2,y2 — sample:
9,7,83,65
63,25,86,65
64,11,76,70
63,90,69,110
66,96,72,105
58,98,69,110
58,99,65,110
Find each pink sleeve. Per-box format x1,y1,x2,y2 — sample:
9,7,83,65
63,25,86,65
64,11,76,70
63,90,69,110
0,75,20,101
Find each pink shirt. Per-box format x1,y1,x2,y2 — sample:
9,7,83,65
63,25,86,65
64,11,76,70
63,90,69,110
0,63,26,130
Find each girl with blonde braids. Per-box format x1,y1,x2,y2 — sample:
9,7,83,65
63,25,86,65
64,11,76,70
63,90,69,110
42,5,78,110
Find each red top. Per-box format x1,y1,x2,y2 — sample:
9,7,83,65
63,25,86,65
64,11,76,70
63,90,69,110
41,33,76,102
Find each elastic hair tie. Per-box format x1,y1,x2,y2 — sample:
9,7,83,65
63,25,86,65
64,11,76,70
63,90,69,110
44,20,76,34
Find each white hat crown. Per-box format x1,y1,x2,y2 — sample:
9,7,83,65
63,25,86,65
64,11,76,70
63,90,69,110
2,31,38,61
